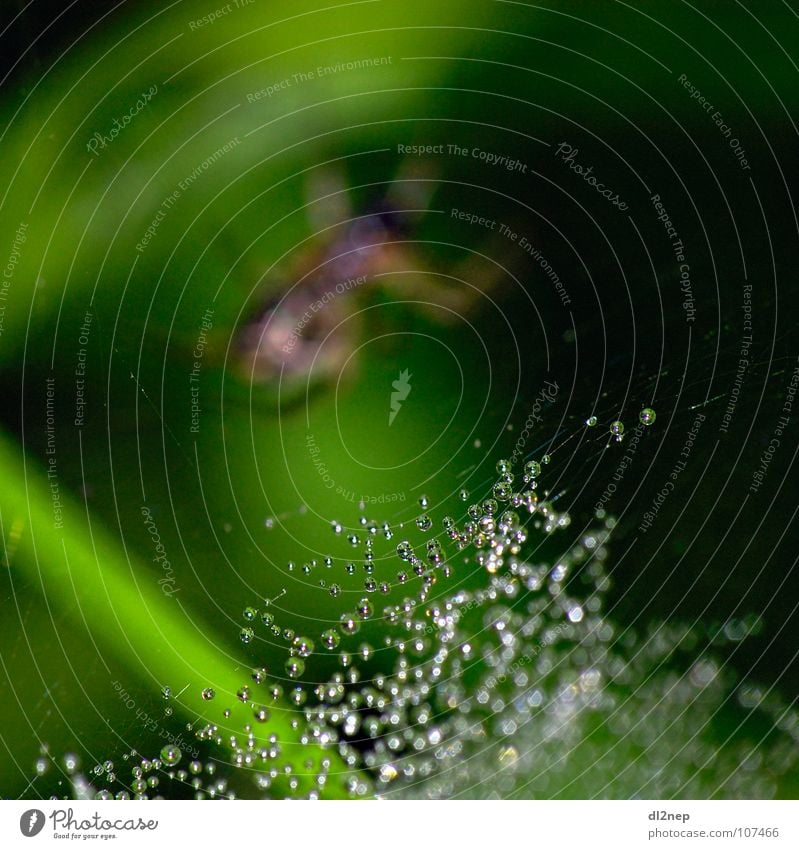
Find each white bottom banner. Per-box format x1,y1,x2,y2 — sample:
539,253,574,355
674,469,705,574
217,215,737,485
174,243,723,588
1,800,797,848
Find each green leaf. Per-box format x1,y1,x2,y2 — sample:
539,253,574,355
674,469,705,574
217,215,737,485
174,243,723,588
0,427,356,798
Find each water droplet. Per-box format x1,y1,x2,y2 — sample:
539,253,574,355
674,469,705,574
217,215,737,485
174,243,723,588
285,658,305,679
339,613,360,635
492,481,512,501
498,745,519,765
416,514,432,532
524,461,541,483
396,541,412,560
201,688,215,701
160,745,181,766
240,627,255,644
321,628,341,650
293,635,314,658
639,407,656,426
290,686,307,706
499,510,520,532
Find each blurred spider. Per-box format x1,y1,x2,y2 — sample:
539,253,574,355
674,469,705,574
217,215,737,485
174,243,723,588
234,163,507,390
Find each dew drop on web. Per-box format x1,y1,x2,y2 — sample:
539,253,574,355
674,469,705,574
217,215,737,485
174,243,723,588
48,406,799,801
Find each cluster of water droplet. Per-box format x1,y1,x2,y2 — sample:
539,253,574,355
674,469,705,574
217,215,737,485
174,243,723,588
247,458,598,794
585,408,656,442
40,409,799,799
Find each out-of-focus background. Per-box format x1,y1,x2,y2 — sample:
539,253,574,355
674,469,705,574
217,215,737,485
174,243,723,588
0,0,798,799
